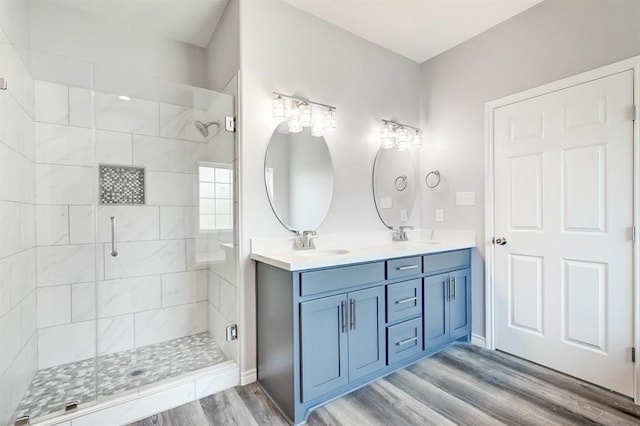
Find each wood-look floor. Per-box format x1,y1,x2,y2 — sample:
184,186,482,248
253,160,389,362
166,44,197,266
131,343,640,425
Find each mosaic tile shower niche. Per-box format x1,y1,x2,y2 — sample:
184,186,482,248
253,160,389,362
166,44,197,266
100,165,146,205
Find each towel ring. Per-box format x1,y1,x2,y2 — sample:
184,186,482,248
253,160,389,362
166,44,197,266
395,175,407,191
425,170,441,188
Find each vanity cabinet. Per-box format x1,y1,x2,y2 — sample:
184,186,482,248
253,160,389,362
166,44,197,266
256,248,471,425
424,269,471,350
300,286,385,402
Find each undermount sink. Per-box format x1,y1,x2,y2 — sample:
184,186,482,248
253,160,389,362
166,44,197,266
293,249,350,257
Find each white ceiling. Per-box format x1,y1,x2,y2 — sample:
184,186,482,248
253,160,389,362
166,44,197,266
46,0,230,48
42,0,543,59
280,0,544,63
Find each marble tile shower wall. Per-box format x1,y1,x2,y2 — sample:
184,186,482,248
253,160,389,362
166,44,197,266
0,28,38,425
33,78,238,370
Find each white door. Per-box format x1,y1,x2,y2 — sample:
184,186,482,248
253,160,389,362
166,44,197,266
493,70,635,396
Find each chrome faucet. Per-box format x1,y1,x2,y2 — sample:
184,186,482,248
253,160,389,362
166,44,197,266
392,225,414,242
294,231,317,250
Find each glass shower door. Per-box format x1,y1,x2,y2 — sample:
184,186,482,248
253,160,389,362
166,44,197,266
8,56,100,424
91,67,237,402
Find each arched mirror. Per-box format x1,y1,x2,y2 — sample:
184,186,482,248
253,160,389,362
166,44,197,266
372,148,416,228
265,122,334,232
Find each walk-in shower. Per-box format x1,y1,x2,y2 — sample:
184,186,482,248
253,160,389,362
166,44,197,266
0,34,239,424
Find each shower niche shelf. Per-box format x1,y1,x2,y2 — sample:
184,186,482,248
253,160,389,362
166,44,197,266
99,164,146,205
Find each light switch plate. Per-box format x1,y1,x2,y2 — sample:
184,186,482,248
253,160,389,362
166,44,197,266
435,209,444,222
456,191,475,206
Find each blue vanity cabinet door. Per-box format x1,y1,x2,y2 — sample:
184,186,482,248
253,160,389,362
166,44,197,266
424,273,450,350
300,294,349,403
347,286,385,382
449,268,471,340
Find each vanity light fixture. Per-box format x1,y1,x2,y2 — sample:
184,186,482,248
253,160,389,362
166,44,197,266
299,103,313,127
311,122,324,137
272,95,287,122
381,123,395,149
396,128,409,151
324,108,337,132
288,114,303,133
413,130,423,148
272,92,337,136
380,119,422,150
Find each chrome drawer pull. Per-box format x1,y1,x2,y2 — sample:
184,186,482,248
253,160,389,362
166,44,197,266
396,336,418,346
396,265,418,271
395,296,418,305
341,300,347,333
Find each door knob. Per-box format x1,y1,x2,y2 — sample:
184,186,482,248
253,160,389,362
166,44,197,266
493,237,507,246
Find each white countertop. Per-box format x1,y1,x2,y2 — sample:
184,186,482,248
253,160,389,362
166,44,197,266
250,229,476,271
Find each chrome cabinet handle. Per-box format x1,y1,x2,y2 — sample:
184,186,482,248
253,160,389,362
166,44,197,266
353,299,356,330
341,300,347,333
349,299,356,330
396,336,418,346
110,216,118,257
452,276,456,301
395,296,418,305
396,265,419,271
446,277,450,301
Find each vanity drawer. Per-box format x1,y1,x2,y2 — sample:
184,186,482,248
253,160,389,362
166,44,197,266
423,250,470,276
300,262,385,297
387,318,423,365
386,279,422,324
386,256,422,280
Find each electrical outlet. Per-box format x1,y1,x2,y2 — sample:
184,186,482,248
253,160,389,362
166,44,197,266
435,209,444,222
400,209,408,221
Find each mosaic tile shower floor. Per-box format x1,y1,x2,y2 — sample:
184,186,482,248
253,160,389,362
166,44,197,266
13,333,226,421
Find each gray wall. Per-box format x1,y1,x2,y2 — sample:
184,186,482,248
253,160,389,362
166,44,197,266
29,0,207,87
206,0,240,92
419,0,640,337
238,0,420,375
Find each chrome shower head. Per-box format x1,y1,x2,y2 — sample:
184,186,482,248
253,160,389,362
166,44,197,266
194,120,220,137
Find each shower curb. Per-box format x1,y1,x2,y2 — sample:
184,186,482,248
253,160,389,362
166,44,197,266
30,360,239,426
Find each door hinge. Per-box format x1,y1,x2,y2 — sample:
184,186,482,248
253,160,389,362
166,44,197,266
226,324,238,341
225,116,236,132
0,77,7,90
633,347,636,363
633,226,636,243
632,105,637,121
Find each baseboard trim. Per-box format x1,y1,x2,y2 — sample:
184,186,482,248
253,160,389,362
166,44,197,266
241,368,257,385
471,333,487,348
